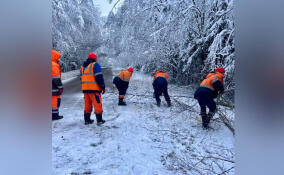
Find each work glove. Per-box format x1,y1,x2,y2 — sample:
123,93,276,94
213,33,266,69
102,89,106,94
59,89,64,95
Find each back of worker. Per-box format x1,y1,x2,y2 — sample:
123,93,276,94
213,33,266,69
152,70,171,107
113,67,134,105
80,52,106,125
194,67,225,128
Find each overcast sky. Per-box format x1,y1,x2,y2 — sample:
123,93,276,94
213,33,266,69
93,0,116,17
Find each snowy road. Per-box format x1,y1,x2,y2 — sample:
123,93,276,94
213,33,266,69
52,71,235,175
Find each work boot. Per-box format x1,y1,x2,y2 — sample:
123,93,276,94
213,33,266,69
118,98,127,106
167,100,171,107
84,113,94,125
200,112,209,129
52,114,63,121
156,99,161,107
207,111,215,123
96,114,105,125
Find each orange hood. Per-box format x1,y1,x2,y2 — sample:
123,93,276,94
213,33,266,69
52,50,62,62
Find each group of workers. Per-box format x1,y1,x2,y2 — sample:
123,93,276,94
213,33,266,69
52,50,225,129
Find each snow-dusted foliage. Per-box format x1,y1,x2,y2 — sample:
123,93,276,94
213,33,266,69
105,0,234,89
52,0,104,72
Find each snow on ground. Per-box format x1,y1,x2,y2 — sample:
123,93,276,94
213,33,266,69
52,71,234,175
61,70,80,83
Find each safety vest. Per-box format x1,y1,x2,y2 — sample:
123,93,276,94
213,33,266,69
117,70,132,82
153,71,168,82
200,72,224,91
81,62,102,91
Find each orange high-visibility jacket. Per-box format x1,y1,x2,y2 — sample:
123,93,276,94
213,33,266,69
200,72,224,91
81,62,102,91
52,50,63,96
117,69,132,82
153,71,168,82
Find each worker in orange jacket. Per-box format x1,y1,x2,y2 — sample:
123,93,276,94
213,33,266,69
194,67,225,128
153,70,171,107
52,50,64,121
80,52,106,125
113,67,134,105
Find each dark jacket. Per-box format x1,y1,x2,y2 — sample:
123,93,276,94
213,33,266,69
113,76,129,91
153,77,168,89
194,80,224,100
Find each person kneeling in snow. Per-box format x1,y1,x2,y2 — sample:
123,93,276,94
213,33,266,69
153,70,171,107
80,52,106,125
194,67,225,129
113,67,134,105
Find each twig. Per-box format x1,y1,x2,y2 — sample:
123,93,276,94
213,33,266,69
217,95,235,110
217,166,235,175
217,110,235,135
213,159,224,173
216,101,234,109
110,0,123,12
107,91,196,99
177,157,204,175
206,156,235,164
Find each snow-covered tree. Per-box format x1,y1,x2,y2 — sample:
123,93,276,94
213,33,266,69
52,0,104,72
105,0,235,94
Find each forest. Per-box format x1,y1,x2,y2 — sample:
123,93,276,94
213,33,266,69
52,0,234,100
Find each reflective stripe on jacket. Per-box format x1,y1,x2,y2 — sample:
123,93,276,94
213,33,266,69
117,70,132,82
153,71,168,82
81,62,102,91
200,72,224,91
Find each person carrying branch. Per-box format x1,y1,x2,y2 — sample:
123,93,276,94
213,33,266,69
113,67,134,105
80,52,106,125
194,67,225,128
153,70,171,107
